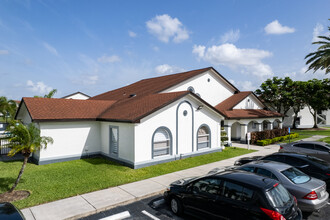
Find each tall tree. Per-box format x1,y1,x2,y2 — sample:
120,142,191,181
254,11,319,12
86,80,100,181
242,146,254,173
4,121,53,192
305,23,330,74
0,96,17,123
34,89,57,98
255,77,294,117
290,81,307,129
304,78,330,128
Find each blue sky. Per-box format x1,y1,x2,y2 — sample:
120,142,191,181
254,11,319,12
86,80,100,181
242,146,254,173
0,0,329,100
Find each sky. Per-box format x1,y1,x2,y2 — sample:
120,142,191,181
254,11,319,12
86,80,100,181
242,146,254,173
0,0,329,100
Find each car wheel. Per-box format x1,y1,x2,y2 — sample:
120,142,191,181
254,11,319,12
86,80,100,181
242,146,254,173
170,197,183,215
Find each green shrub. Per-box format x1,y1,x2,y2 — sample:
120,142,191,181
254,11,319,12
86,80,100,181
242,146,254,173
256,133,299,146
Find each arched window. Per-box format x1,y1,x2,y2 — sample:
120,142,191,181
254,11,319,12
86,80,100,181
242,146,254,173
187,86,195,93
197,125,211,150
152,127,172,158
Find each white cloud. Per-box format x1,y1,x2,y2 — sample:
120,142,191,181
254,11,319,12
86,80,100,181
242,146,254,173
42,42,58,56
152,46,159,51
146,14,189,43
231,80,256,91
155,64,185,75
192,45,205,59
74,74,99,85
312,23,327,42
193,43,273,78
221,29,240,43
264,20,295,35
26,80,53,94
128,31,137,38
97,54,121,63
0,50,9,55
284,66,328,81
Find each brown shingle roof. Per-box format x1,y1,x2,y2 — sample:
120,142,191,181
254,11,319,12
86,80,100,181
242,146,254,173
220,109,282,119
215,91,282,119
21,98,116,121
99,91,190,122
90,67,238,101
215,91,252,111
20,92,193,122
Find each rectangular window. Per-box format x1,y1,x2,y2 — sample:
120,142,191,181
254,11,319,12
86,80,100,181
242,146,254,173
198,134,209,149
221,181,254,202
110,126,119,156
154,140,170,157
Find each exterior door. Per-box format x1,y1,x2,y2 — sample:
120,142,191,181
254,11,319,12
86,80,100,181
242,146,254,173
109,126,119,157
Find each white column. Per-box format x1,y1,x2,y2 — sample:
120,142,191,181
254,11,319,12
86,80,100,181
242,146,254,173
279,122,283,129
267,122,273,130
256,123,262,131
240,124,248,143
224,125,232,146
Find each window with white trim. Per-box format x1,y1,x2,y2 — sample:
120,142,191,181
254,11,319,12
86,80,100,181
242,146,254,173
153,127,171,157
197,125,210,149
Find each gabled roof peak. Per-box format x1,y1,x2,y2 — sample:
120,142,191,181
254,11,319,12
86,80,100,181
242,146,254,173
90,67,238,101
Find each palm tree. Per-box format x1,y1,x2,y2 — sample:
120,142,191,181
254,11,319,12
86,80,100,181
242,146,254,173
0,96,17,122
5,121,53,193
34,89,57,98
305,25,330,74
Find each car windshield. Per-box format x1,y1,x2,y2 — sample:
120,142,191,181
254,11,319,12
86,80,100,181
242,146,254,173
266,184,292,208
281,167,310,184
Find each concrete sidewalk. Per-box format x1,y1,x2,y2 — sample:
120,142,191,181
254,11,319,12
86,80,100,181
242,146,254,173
22,136,324,220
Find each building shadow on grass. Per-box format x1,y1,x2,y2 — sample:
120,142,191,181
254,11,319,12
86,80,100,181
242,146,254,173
81,156,128,169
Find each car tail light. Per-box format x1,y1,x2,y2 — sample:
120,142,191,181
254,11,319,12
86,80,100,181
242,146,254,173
303,191,318,200
279,146,283,150
326,173,330,176
260,207,286,220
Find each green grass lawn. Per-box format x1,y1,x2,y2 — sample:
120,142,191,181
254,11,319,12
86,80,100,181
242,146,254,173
319,136,330,144
0,147,255,209
280,127,330,143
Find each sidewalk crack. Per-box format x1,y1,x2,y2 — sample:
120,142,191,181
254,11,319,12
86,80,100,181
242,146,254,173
80,195,97,210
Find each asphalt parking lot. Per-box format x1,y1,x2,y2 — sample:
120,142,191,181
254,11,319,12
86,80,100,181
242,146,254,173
80,194,330,220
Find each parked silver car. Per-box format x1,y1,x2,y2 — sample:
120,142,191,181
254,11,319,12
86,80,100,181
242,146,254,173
236,160,329,212
279,141,330,163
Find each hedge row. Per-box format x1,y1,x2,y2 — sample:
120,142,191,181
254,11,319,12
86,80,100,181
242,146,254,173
256,133,299,146
250,128,289,144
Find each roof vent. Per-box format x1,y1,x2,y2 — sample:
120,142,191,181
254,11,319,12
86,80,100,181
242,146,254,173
129,94,136,98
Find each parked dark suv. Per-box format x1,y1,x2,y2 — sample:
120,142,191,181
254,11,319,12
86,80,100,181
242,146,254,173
235,152,330,191
279,141,330,163
164,170,302,220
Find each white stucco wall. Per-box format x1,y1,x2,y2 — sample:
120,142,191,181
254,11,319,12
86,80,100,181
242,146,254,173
134,95,223,165
297,107,315,128
161,70,236,106
38,121,101,161
100,122,135,163
324,110,330,126
234,95,263,110
283,107,330,128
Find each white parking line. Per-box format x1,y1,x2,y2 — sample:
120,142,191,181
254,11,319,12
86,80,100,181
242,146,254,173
99,211,131,220
141,210,160,220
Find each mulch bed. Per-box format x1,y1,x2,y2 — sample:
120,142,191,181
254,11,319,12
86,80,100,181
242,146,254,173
0,190,30,202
